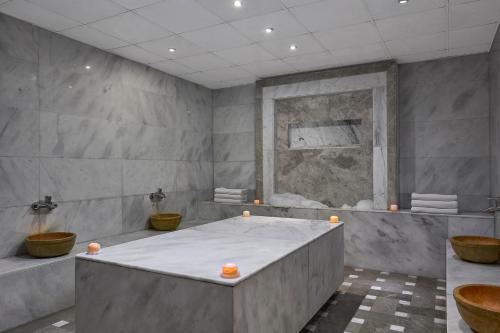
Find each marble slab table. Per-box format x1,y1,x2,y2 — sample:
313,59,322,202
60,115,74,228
75,216,344,333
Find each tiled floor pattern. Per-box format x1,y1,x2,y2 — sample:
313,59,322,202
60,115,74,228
7,266,446,333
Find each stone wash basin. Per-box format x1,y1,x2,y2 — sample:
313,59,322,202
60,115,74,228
25,232,76,258
450,236,500,264
454,284,500,333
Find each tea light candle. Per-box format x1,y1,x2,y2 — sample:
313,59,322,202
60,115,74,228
389,204,399,212
330,215,339,223
243,210,251,217
254,199,261,205
87,242,101,255
221,263,240,278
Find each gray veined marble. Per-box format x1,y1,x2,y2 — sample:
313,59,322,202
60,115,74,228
288,119,362,149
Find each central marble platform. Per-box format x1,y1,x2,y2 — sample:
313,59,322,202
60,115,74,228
75,216,344,333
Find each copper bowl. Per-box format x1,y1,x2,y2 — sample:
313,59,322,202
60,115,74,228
450,236,500,264
454,284,500,333
25,232,76,258
150,213,182,231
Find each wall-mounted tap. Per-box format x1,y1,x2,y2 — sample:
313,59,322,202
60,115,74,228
149,188,166,203
484,197,500,214
31,196,58,212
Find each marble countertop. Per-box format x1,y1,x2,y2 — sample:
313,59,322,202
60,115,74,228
77,216,343,286
446,241,500,332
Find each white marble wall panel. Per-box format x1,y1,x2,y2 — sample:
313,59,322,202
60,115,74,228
490,26,500,197
0,14,38,62
123,160,176,196
213,104,254,135
176,161,213,192
213,84,255,108
76,259,233,333
0,157,39,207
448,216,494,237
177,130,212,161
215,161,255,192
213,132,255,162
0,205,38,258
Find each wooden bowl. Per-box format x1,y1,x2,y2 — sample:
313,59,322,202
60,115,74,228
25,232,76,258
454,284,500,333
450,236,500,264
150,213,182,231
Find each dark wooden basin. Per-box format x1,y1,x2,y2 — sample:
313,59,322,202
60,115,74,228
25,232,76,258
450,236,500,264
454,284,500,333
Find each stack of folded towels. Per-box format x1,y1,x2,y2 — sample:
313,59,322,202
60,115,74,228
214,188,248,204
411,193,458,214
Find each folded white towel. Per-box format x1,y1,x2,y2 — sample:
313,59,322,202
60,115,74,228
411,207,458,215
215,187,248,195
214,193,247,200
214,198,246,204
411,193,458,202
411,200,458,209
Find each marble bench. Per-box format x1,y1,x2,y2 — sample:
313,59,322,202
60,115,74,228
75,216,344,333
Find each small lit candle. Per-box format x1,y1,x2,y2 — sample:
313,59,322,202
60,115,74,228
221,263,240,278
87,242,101,255
389,204,399,212
254,199,260,205
243,210,251,217
330,215,339,223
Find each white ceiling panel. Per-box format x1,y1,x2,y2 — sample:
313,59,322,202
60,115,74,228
90,12,172,44
385,31,447,57
111,0,161,10
448,42,491,57
215,44,275,65
111,45,165,64
196,0,285,22
259,33,325,58
450,0,500,30
331,43,389,66
28,0,126,24
397,49,448,64
202,66,254,81
280,0,319,8
314,22,382,51
0,0,80,31
182,23,251,51
364,0,447,20
230,10,308,42
241,59,296,77
450,23,498,49
376,7,448,42
175,53,232,71
138,35,206,59
208,76,257,89
290,0,371,32
60,25,127,50
149,60,196,76
135,0,222,34
283,51,341,72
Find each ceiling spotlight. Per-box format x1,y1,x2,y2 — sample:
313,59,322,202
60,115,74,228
233,0,242,8
398,0,409,4
264,27,274,34
168,48,176,53
289,44,297,51
85,65,91,70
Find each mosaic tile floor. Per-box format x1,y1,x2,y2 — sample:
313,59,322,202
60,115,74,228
8,266,446,333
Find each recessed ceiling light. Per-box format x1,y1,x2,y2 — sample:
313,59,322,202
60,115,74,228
264,27,274,34
85,65,91,70
289,44,297,51
233,0,242,8
168,48,176,53
398,0,409,4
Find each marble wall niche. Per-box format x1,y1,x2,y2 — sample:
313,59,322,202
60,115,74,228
213,85,256,200
0,12,213,259
399,54,490,211
275,90,373,207
257,63,397,210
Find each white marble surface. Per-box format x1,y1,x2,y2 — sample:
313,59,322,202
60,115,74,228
446,240,500,332
77,216,343,286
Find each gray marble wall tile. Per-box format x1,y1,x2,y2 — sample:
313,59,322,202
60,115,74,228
213,132,255,162
448,216,494,237
213,103,255,134
122,194,176,233
121,124,179,160
0,205,38,258
123,160,176,196
175,78,212,132
197,201,243,221
0,258,75,332
0,157,39,207
214,161,256,190
40,158,122,202
490,27,500,196
0,13,38,62
40,112,123,159
213,84,255,108
177,130,212,161
176,161,213,192
76,259,233,333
